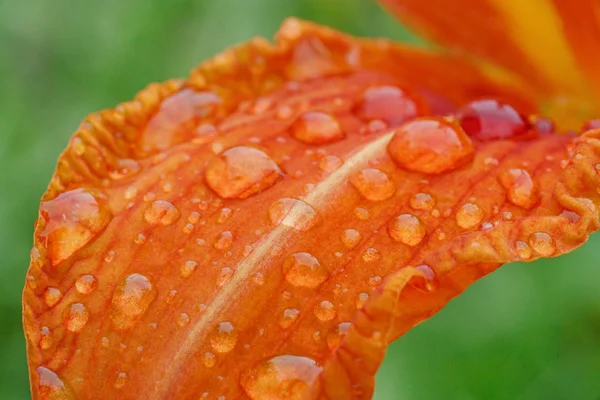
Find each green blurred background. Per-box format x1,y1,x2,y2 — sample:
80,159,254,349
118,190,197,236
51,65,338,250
1,0,598,399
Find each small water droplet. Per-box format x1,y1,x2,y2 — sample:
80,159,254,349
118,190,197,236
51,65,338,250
177,313,190,327
217,267,234,286
254,272,265,285
124,185,139,200
499,168,540,209
456,203,484,229
314,300,336,321
282,252,328,288
457,99,530,141
65,303,89,332
205,146,282,199
340,229,362,249
75,275,97,294
44,287,63,308
362,248,381,263
134,233,147,244
40,326,53,349
144,200,180,225
37,366,74,399
291,111,344,144
180,260,198,278
515,241,532,259
356,85,425,125
214,231,233,250
318,155,343,173
388,117,474,174
581,119,600,132
388,214,426,246
114,372,128,389
356,292,369,309
410,193,435,210
350,168,396,201
100,336,110,347
326,321,351,349
203,352,216,368
269,198,318,231
368,276,382,286
279,308,300,329
354,207,370,220
210,322,238,353
110,273,157,330
217,208,233,223
528,232,555,256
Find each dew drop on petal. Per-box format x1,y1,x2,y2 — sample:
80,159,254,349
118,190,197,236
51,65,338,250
65,303,90,333
326,321,352,349
350,168,396,201
40,188,112,266
217,267,234,287
114,372,128,389
210,322,238,353
388,214,426,246
355,85,425,125
144,200,180,225
279,308,300,329
318,155,343,173
282,252,328,288
362,248,381,263
203,352,216,368
314,300,336,321
457,99,529,141
44,287,63,308
241,355,322,400
356,292,369,309
205,146,282,199
340,229,362,249
180,260,198,278
388,117,474,174
499,168,540,209
268,198,318,231
354,207,370,220
40,326,53,350
37,366,74,400
75,275,97,295
529,232,556,256
177,313,190,327
515,240,532,259
456,203,484,229
291,111,344,144
110,273,157,330
410,192,435,210
214,231,233,250
581,119,600,132
217,208,233,223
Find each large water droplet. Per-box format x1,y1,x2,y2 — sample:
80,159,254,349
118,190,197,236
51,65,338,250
388,214,426,246
210,322,238,353
456,99,530,141
241,355,322,400
65,303,89,332
75,274,97,295
291,111,344,144
269,198,318,231
499,168,540,209
388,117,474,174
282,252,328,288
205,146,282,199
314,300,336,321
110,273,157,330
37,366,74,400
456,203,484,229
529,232,555,256
350,168,396,201
40,188,112,266
144,200,180,225
356,85,425,125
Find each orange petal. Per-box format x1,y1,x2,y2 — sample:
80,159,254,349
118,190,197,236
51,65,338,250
377,0,600,126
23,19,600,400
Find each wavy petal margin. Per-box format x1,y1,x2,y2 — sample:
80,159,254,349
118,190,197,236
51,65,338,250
23,19,600,400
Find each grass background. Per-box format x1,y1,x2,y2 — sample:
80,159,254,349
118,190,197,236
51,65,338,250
1,0,599,398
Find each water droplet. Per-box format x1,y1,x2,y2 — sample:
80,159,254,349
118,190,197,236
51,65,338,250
291,111,344,144
241,355,322,400
326,321,352,349
515,240,532,259
499,169,540,209
193,123,219,145
388,117,474,174
37,366,74,399
144,200,180,225
44,287,63,308
457,99,530,141
314,300,336,321
217,208,233,223
356,85,425,125
210,322,238,353
217,267,234,286
410,193,435,210
282,252,328,288
340,229,361,249
362,248,381,263
75,275,97,294
254,272,265,285
388,214,426,246
180,260,198,278
269,198,317,231
177,313,190,327
354,207,370,220
124,185,139,200
114,372,128,389
529,232,555,256
279,308,300,329
40,188,112,266
356,292,369,309
203,352,216,368
368,276,382,286
65,303,89,332
456,203,484,229
205,146,282,199
318,155,343,173
214,231,233,250
100,336,110,347
40,326,53,349
188,211,201,224
581,119,600,132
134,233,147,244
350,168,396,201
110,273,157,330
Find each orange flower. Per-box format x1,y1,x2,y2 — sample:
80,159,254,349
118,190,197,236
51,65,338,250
23,2,600,399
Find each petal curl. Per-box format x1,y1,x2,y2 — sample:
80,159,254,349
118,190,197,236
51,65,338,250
23,19,600,400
